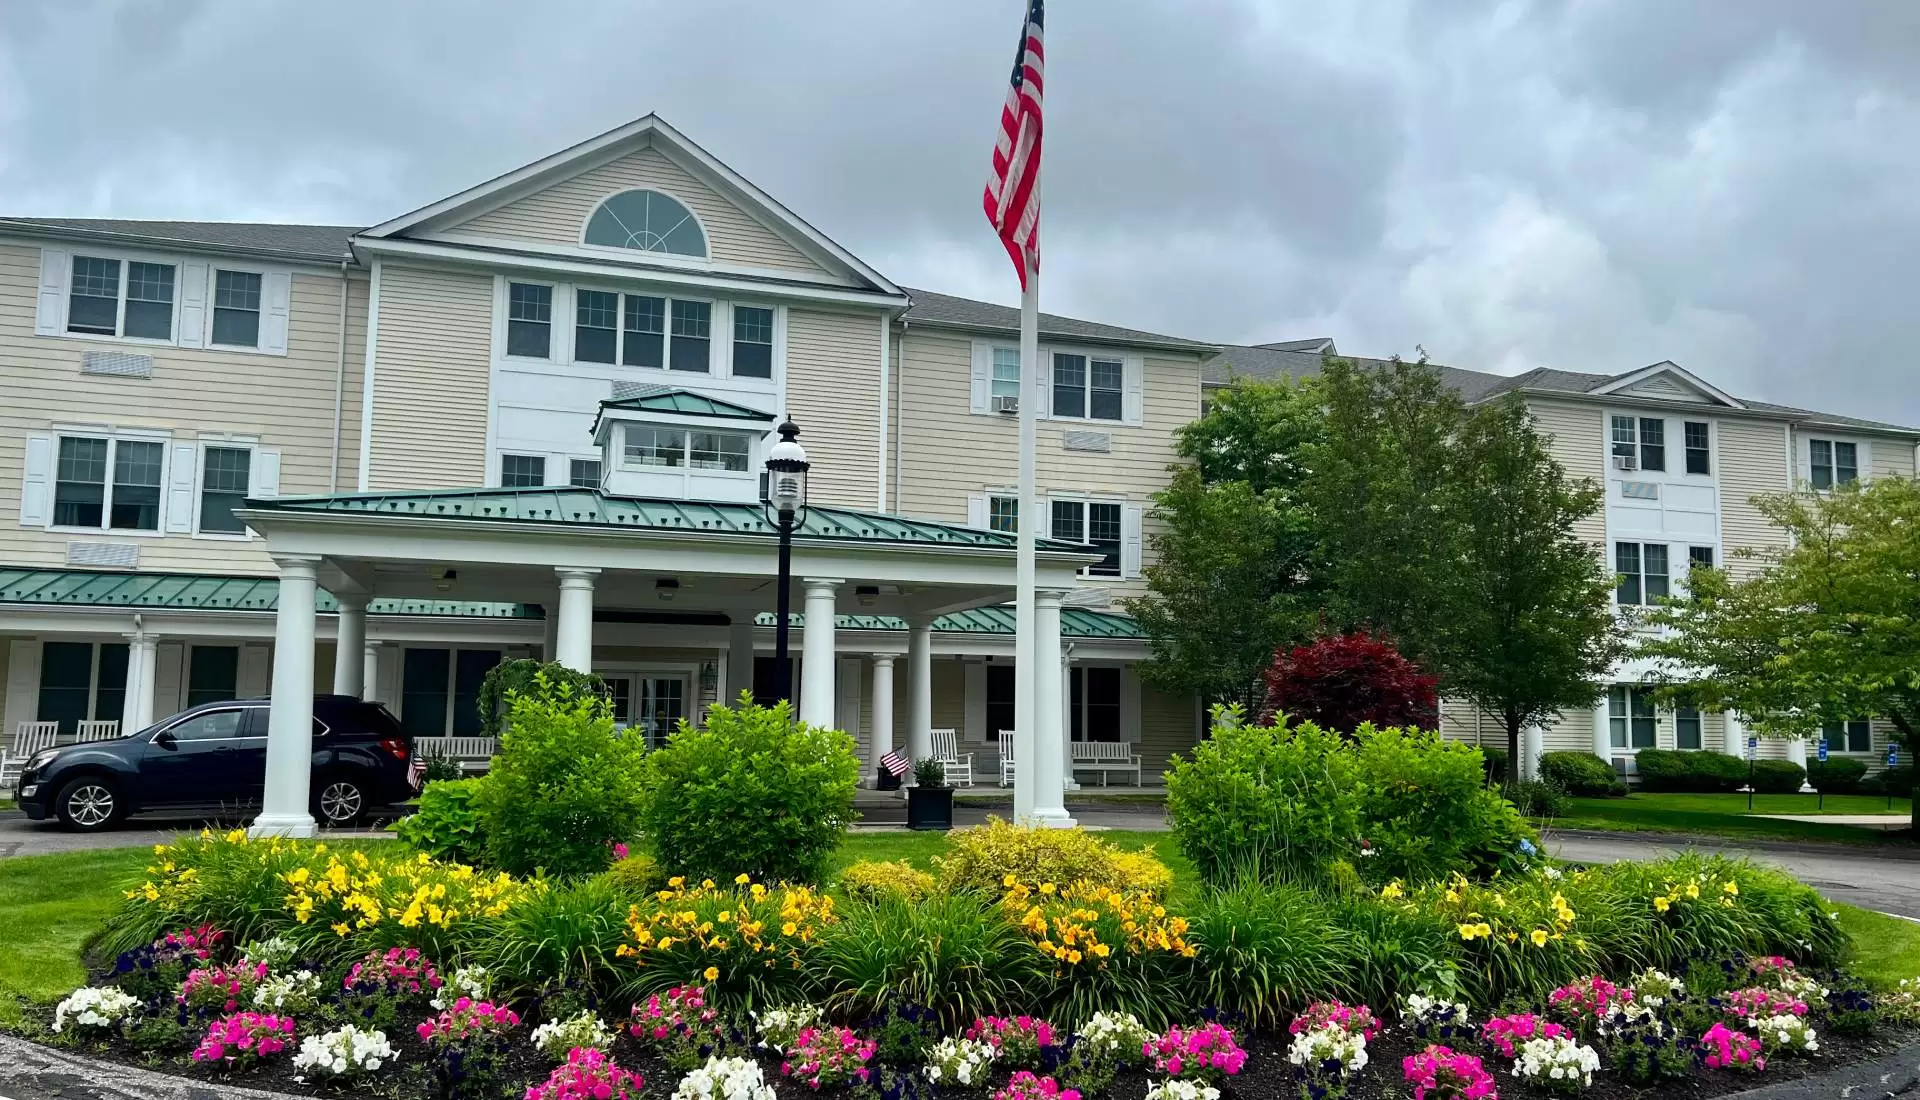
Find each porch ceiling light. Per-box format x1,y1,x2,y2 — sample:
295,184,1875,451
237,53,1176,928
655,577,680,602
856,585,880,607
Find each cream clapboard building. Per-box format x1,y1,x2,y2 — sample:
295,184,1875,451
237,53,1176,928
0,114,1914,797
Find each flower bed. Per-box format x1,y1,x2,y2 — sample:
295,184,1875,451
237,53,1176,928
24,829,1917,1100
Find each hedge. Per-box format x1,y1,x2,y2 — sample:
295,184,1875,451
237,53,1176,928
1539,751,1621,797
1806,757,1869,794
1634,748,1748,793
1749,759,1807,795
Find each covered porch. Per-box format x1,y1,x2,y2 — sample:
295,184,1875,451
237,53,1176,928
231,486,1101,837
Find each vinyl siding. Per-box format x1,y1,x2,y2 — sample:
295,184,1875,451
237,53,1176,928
453,147,828,277
1138,680,1197,779
0,242,367,575
784,307,885,509
1869,438,1917,479
892,328,1202,602
366,264,493,490
1717,419,1792,580
1525,399,1607,545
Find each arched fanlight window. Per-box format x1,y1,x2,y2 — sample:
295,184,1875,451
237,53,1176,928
583,189,708,258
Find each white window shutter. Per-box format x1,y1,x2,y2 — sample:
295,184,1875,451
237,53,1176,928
963,661,987,744
1036,348,1053,419
177,262,209,348
969,341,991,414
238,643,271,697
1123,355,1146,425
19,434,54,526
1122,503,1143,578
250,448,282,498
35,249,69,336
1121,665,1143,744
260,271,292,354
154,642,185,717
3,640,42,736
165,444,197,533
966,492,987,528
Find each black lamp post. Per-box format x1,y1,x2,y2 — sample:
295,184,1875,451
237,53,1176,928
761,421,810,702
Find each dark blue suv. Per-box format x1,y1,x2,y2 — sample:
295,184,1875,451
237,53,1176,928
12,695,416,831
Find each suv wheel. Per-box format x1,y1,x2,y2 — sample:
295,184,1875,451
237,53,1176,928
54,777,121,832
313,775,366,827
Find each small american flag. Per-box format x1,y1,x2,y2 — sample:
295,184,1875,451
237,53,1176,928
408,755,427,791
984,0,1044,287
881,749,910,778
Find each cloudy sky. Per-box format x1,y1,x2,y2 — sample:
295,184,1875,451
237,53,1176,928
4,0,1916,424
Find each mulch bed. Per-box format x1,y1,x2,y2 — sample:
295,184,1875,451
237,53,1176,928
58,1020,1919,1100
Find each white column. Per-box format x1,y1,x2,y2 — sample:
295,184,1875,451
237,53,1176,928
361,641,385,704
1523,724,1546,782
554,567,599,672
868,654,895,786
1591,689,1613,760
1786,735,1813,789
332,594,366,697
1029,590,1074,827
542,599,561,664
799,578,840,728
726,619,756,704
1061,650,1080,791
251,555,321,838
122,633,159,732
906,616,933,784
1723,712,1745,757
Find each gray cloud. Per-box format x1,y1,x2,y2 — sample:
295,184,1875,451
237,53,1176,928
3,0,1917,425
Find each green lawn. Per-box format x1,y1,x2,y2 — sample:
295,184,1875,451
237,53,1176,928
1836,903,1920,988
1539,793,1914,845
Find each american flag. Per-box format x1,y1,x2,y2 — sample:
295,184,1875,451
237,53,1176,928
408,754,427,790
984,0,1044,287
880,749,910,778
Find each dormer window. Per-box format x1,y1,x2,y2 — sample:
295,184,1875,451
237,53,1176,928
583,189,708,258
592,388,776,504
621,426,751,473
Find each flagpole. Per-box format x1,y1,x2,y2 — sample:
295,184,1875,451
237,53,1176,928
1013,247,1039,823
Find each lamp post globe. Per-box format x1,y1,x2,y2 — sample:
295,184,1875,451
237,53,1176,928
762,421,810,703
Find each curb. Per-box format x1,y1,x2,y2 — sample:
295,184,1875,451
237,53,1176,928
0,1032,304,1100
1719,1040,1920,1098
1544,827,1920,861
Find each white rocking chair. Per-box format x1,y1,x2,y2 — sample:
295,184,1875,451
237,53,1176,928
2,721,59,788
930,727,975,787
997,729,1017,787
75,720,120,742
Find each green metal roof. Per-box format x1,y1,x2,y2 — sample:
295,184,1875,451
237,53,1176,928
756,605,1146,640
0,568,539,618
246,487,1088,552
598,388,775,421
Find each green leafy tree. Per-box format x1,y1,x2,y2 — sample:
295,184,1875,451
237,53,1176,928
1125,377,1323,710
1641,478,1920,808
1440,395,1625,769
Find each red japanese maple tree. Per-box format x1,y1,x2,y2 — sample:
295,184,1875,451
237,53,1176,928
1258,630,1439,733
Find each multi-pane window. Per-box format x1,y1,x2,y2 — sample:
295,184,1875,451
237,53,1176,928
506,282,552,358
733,306,774,378
500,454,546,487
186,645,240,709
1089,358,1124,420
53,436,163,532
1688,545,1715,570
1070,666,1122,742
1638,417,1666,471
399,648,502,737
689,432,750,472
1675,705,1703,750
568,459,603,489
37,641,129,736
68,256,175,340
211,270,263,347
574,288,620,363
988,495,1018,533
198,446,252,534
991,348,1020,402
1608,685,1657,749
669,300,711,372
1051,499,1122,577
1809,439,1858,489
624,295,666,368
1050,353,1124,421
1615,542,1668,605
1823,718,1873,754
1683,421,1711,475
1052,354,1086,418
1609,415,1636,463
625,427,687,467
622,428,751,473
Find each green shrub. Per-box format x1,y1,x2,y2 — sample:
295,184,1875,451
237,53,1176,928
1180,882,1354,1029
472,674,650,877
1539,751,1619,797
1691,750,1752,792
1166,713,1362,887
1582,853,1845,970
934,818,1174,895
394,777,489,864
1750,758,1807,794
1503,779,1570,819
1807,757,1869,794
1635,749,1747,793
1864,764,1914,797
478,874,631,997
1480,746,1509,785
813,892,1039,1028
1352,726,1535,882
637,694,859,885
475,659,606,737
1327,892,1460,1009
599,853,664,899
837,859,938,904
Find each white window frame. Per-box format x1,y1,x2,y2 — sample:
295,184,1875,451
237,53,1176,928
1804,434,1869,491
568,456,604,489
45,428,174,537
1822,717,1875,756
617,423,754,476
1067,662,1127,743
496,278,778,385
502,280,559,361
35,247,291,355
1048,347,1127,424
205,264,272,352
62,252,182,346
1047,494,1126,579
36,638,130,727
1680,419,1713,477
727,301,778,381
1613,540,1670,606
498,453,548,488
577,187,713,263
192,438,259,540
991,347,1021,402
1607,685,1658,752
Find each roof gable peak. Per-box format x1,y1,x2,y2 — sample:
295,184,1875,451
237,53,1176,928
1591,361,1745,408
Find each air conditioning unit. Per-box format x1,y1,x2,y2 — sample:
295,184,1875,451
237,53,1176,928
1612,454,1639,471
992,394,1019,414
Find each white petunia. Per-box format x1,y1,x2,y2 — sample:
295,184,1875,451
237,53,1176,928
52,987,143,1034
292,1025,394,1079
1145,1081,1222,1100
924,1036,997,1085
530,1011,616,1061
674,1056,777,1100
1514,1034,1600,1089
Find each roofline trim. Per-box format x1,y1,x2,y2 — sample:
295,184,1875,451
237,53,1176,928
902,313,1218,355
1488,386,1920,436
0,221,356,268
1588,362,1748,410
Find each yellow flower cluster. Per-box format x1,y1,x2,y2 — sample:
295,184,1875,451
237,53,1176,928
617,874,837,984
1398,870,1587,954
1652,873,1739,914
1001,878,1194,970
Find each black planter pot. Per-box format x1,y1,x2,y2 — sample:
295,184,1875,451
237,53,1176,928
876,766,902,791
905,785,954,831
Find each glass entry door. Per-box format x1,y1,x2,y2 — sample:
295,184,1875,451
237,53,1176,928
606,673,689,747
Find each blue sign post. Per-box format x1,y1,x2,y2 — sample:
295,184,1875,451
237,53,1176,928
1890,746,1902,810
1816,739,1829,809
1745,736,1759,811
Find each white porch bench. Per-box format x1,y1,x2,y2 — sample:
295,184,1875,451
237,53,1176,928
415,735,498,775
1070,740,1142,786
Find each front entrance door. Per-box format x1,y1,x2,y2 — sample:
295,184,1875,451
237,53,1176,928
605,673,689,747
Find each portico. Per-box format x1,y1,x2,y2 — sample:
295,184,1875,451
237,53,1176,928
232,486,1099,837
